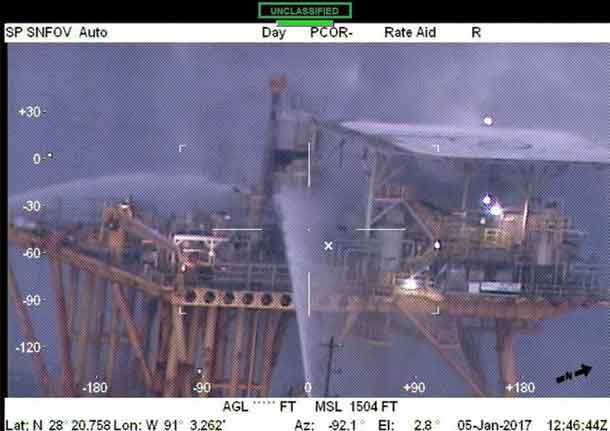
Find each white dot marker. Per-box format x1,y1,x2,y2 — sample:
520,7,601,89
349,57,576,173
433,240,441,250
483,115,494,126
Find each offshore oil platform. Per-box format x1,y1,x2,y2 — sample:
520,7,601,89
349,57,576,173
7,76,610,397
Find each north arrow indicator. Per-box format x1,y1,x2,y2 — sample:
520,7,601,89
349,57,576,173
556,364,592,384
574,363,592,377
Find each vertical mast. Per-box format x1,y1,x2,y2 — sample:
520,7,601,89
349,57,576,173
261,75,287,209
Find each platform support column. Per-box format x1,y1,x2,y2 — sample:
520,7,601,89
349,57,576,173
112,284,154,392
105,285,120,394
521,180,533,243
75,271,96,389
229,309,247,396
364,151,379,239
496,319,517,397
246,310,261,397
200,306,218,398
67,265,80,334
259,312,282,396
50,257,75,396
182,308,202,396
8,264,53,396
461,167,473,212
163,305,187,396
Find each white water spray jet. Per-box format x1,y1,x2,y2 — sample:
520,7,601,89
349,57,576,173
275,190,315,394
275,185,347,396
9,172,236,219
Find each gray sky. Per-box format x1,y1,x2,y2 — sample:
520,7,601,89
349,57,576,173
8,44,608,195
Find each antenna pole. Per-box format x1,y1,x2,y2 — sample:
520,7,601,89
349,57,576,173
322,336,342,397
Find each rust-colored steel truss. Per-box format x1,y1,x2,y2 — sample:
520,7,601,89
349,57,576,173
8,226,608,397
8,228,292,397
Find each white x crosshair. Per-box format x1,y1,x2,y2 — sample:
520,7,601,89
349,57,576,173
324,241,333,251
